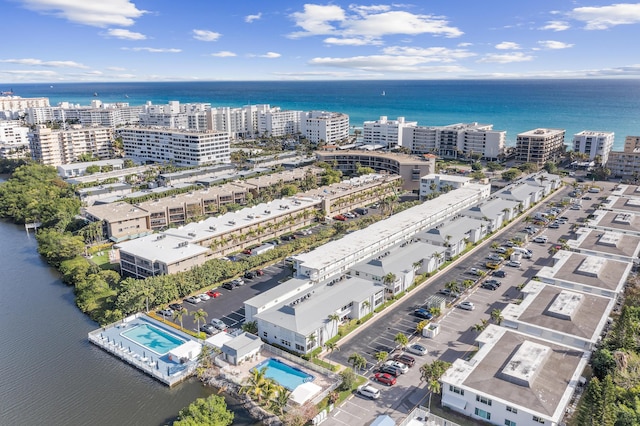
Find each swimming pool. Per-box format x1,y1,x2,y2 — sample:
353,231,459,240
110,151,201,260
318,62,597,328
254,358,314,390
121,323,185,356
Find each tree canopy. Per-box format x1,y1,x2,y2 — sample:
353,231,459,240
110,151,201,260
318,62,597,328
173,394,234,426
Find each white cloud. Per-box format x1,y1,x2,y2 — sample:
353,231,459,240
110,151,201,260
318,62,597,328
569,3,640,30
107,66,126,71
309,54,468,73
348,4,391,15
210,51,237,57
260,52,281,58
495,41,521,50
0,69,58,76
0,58,89,68
538,40,574,49
85,70,103,75
288,4,462,42
245,13,262,23
458,42,473,47
19,0,146,27
121,47,181,53
478,52,534,63
540,20,570,31
381,46,476,62
192,29,221,42
104,28,146,40
323,37,381,46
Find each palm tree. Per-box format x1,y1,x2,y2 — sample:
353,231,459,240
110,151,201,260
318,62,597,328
362,300,371,315
272,387,291,415
327,313,340,336
307,332,317,351
375,351,389,365
490,241,499,250
242,320,258,335
324,342,339,353
383,272,397,292
472,322,486,335
348,353,367,372
491,309,504,325
240,366,269,404
192,308,208,333
445,281,460,299
462,279,475,290
394,332,408,350
172,308,187,330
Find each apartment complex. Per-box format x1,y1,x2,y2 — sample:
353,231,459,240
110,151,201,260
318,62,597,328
27,100,143,128
118,127,230,167
316,149,435,191
362,116,417,149
606,136,640,179
207,104,270,139
302,111,349,144
572,130,614,164
29,125,114,166
515,128,566,166
0,121,30,159
0,96,49,119
138,101,210,131
419,174,472,198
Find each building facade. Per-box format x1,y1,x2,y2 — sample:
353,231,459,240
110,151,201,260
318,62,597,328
363,116,417,149
606,136,640,179
0,121,30,159
572,130,614,165
302,111,350,144
516,128,566,166
29,125,114,166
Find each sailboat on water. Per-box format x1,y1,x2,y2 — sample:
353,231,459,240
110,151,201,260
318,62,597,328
381,90,386,96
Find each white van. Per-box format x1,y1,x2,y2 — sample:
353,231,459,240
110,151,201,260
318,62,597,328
513,247,533,258
357,384,381,399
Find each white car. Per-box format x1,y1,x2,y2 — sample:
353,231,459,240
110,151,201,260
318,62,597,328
458,301,475,311
357,384,381,399
210,318,227,330
406,343,428,356
198,293,210,301
533,236,548,243
506,260,521,267
184,296,201,304
496,247,508,254
384,360,409,374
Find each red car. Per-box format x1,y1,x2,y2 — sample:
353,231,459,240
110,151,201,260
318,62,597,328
333,214,347,221
255,269,264,276
374,372,396,386
206,290,222,298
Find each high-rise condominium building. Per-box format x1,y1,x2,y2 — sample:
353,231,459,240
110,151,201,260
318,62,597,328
516,128,566,166
119,127,230,167
302,111,350,144
363,116,417,149
606,136,640,179
29,125,114,166
572,130,614,165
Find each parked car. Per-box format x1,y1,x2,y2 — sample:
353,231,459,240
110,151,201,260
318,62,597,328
458,301,475,311
374,373,397,386
232,278,245,286
199,324,217,335
496,247,508,254
487,254,504,261
506,260,521,267
393,354,416,367
485,262,500,270
481,282,497,290
244,271,257,279
169,303,183,311
549,222,560,229
582,196,592,200
221,282,235,290
485,279,501,287
493,270,507,278
414,308,433,320
469,267,481,275
198,293,210,301
533,236,548,243
384,360,409,374
406,343,428,356
210,318,227,331
184,296,201,304
378,364,402,377
357,384,381,399
157,308,173,317
438,288,460,298
254,269,264,276
207,290,222,298
333,214,347,221
559,216,569,221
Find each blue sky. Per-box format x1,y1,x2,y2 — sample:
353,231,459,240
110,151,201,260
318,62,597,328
1,0,640,82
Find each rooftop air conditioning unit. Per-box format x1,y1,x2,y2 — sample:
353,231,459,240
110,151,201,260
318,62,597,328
209,226,216,231
228,220,236,225
264,210,271,214
188,232,196,237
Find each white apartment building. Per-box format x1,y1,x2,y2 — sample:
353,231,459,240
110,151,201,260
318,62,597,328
606,136,640,179
0,96,50,119
363,116,417,149
138,101,210,131
302,111,349,144
258,108,303,137
118,127,230,167
420,174,472,198
0,121,30,159
207,104,270,139
516,128,566,166
26,101,143,128
402,122,505,160
572,130,614,165
29,125,114,166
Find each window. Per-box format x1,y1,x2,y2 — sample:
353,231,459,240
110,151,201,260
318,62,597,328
505,420,516,426
263,332,267,338
532,416,545,424
280,339,290,347
506,406,518,414
295,344,304,351
449,385,464,396
476,395,492,406
474,408,491,420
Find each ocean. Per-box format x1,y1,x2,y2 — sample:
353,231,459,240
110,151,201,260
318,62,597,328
4,79,640,149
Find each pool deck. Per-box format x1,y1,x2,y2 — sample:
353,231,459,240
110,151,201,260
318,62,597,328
88,313,198,387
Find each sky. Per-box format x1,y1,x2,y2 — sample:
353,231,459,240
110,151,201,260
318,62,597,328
1,0,640,83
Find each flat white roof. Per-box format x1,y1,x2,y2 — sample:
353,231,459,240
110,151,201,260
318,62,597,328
116,233,210,263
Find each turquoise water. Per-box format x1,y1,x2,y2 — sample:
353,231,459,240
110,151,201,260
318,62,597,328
6,79,640,149
121,324,185,356
254,358,314,390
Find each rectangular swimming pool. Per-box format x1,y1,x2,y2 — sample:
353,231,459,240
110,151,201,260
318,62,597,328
121,323,185,356
254,358,314,390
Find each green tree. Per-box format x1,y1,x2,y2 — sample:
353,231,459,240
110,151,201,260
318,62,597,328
419,360,451,389
173,394,234,426
173,308,188,330
490,309,503,325
324,342,339,353
502,168,522,181
383,272,397,292
348,353,367,372
240,366,269,404
328,313,340,336
591,348,616,380
375,351,389,365
241,320,258,335
192,308,208,332
394,332,408,350
338,367,357,391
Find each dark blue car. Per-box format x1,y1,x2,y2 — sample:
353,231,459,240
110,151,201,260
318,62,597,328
414,308,433,320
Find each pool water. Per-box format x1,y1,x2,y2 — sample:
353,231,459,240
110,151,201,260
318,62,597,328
121,324,185,355
254,358,314,390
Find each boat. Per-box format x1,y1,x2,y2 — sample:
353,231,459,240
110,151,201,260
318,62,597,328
93,92,98,97
125,94,129,98
1,89,14,96
381,90,385,96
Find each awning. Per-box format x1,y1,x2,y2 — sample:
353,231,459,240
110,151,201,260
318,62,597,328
442,394,467,411
370,415,396,426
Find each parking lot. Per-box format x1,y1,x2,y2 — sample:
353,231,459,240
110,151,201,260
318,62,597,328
323,181,618,425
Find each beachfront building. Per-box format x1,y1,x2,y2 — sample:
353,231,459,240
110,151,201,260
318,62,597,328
207,104,271,139
302,111,350,145
362,116,417,149
116,233,211,279
440,325,589,426
26,100,143,128
572,130,614,165
138,101,210,131
0,120,30,159
515,128,566,166
291,183,490,283
606,136,640,180
0,95,50,119
29,124,114,166
316,149,435,191
118,127,230,167
420,174,472,198
258,108,304,137
245,276,385,355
